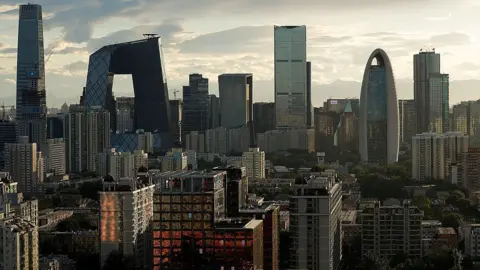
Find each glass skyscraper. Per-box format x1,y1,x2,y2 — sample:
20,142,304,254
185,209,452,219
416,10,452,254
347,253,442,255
16,4,47,148
83,37,171,135
359,49,399,164
182,74,209,135
274,25,307,129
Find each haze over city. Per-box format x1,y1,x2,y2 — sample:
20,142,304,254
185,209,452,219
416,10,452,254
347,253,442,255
0,0,479,107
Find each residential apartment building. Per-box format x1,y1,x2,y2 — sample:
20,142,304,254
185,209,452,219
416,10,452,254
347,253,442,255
463,224,480,257
361,201,423,258
242,147,265,179
257,129,315,153
458,148,480,191
42,138,66,175
289,170,342,270
160,148,188,172
412,132,469,181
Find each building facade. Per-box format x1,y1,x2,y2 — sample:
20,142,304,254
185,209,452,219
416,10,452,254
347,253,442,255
289,171,342,270
361,201,423,258
399,99,416,144
274,25,307,129
253,102,275,134
359,49,399,164
242,147,265,179
83,38,171,136
219,74,253,129
169,99,182,144
16,4,47,149
183,74,209,135
43,138,66,175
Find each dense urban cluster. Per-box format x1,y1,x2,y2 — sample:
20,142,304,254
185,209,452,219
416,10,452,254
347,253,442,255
1,3,480,270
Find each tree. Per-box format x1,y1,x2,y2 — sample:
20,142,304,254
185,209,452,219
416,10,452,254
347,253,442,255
79,181,103,201
103,251,136,270
441,213,462,229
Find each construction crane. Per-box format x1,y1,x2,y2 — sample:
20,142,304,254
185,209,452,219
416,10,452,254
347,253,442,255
173,89,179,99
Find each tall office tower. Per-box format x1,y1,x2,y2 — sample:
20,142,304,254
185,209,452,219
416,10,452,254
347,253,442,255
414,50,443,133
5,137,43,193
0,218,39,270
398,100,416,144
306,61,313,127
152,171,227,269
208,94,220,129
412,132,469,181
334,101,358,152
428,73,450,133
0,120,17,169
361,201,423,258
253,102,275,134
359,49,399,164
83,38,171,138
242,147,265,179
274,25,307,129
64,106,110,173
16,4,47,148
314,109,338,153
115,97,135,133
99,175,155,269
46,115,64,139
43,138,66,175
183,73,209,136
169,99,182,144
219,74,253,129
458,148,480,191
289,170,342,270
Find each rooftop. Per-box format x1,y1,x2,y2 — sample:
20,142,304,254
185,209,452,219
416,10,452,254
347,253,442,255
438,227,456,235
150,170,225,179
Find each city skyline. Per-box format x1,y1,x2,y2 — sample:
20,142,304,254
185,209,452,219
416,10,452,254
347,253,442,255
0,1,479,107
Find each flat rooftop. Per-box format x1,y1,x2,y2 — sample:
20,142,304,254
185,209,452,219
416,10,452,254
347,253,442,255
150,170,225,179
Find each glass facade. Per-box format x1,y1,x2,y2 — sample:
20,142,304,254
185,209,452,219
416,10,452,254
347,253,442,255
366,67,388,163
182,74,209,136
16,4,47,148
359,49,399,164
218,74,253,129
428,74,449,133
83,38,171,135
274,25,307,129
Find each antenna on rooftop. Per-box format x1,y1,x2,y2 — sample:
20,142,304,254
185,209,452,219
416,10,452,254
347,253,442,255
143,34,159,39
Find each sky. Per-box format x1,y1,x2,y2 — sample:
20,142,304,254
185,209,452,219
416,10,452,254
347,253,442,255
0,0,479,107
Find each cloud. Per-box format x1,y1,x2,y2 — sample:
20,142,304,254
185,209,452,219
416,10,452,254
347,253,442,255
0,47,16,54
454,62,480,70
63,60,87,72
424,12,452,21
87,21,183,53
3,78,15,84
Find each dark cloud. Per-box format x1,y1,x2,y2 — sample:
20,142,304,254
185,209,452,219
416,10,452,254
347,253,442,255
87,21,183,53
63,60,88,72
177,26,272,54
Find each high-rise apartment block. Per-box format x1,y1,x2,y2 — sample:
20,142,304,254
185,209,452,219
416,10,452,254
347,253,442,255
183,74,209,135
218,74,253,129
452,101,480,146
458,148,480,191
253,102,275,134
99,174,155,269
0,120,17,169
274,25,307,129
64,106,110,173
399,99,416,144
412,132,469,181
242,147,265,179
115,97,135,133
289,170,342,270
96,149,148,180
16,4,47,148
414,50,449,133
160,148,188,172
257,129,315,153
42,138,66,175
0,218,39,270
5,137,43,193
361,201,423,258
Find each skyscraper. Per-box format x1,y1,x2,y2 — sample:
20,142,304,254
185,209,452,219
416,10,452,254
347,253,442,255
306,61,313,127
208,94,220,129
398,99,416,144
274,25,307,129
359,49,399,164
218,73,253,129
414,50,446,133
169,99,182,144
16,4,47,148
182,74,209,135
253,102,275,134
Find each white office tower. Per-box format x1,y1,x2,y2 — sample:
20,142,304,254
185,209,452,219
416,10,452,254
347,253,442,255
5,136,43,193
160,148,188,172
0,218,39,270
412,132,469,181
242,147,265,179
289,170,342,270
96,149,148,180
274,25,307,129
43,138,66,175
99,174,155,269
